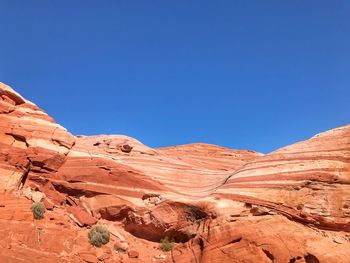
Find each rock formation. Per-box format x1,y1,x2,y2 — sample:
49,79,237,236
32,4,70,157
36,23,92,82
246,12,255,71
0,81,349,262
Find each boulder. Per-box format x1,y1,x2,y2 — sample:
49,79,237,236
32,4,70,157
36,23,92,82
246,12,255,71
67,206,97,226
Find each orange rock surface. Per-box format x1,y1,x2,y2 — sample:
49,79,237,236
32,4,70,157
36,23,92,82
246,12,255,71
0,81,349,262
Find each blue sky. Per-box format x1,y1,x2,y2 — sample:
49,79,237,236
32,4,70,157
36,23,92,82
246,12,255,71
0,1,349,153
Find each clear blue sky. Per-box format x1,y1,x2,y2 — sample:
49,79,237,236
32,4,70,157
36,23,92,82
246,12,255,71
0,1,349,153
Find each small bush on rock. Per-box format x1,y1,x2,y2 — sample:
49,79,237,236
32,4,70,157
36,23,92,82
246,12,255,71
31,202,45,220
160,237,174,252
88,225,110,247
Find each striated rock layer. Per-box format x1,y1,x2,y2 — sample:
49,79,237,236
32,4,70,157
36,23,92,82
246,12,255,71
217,125,350,232
0,81,350,263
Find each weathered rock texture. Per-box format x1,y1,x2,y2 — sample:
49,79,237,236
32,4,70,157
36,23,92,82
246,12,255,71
0,82,349,262
217,125,350,231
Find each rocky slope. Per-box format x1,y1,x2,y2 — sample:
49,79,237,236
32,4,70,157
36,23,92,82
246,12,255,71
0,82,349,262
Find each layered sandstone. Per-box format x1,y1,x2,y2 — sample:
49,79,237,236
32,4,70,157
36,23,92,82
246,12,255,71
217,124,350,231
0,82,350,263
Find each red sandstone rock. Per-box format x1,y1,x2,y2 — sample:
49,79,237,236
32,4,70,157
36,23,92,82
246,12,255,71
43,198,54,210
128,250,139,258
0,82,350,263
120,143,133,153
216,124,350,231
67,206,97,226
114,241,128,251
78,252,98,263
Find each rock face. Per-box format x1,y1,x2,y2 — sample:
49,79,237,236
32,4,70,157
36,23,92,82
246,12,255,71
0,82,350,262
217,125,350,231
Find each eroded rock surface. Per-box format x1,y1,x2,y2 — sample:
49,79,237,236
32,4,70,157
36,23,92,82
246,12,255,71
0,82,350,262
217,124,350,231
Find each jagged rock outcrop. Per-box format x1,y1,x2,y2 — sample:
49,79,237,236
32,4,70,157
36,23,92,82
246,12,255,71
0,82,350,263
0,83,75,194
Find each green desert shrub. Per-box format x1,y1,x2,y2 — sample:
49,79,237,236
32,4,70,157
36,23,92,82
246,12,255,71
31,202,46,220
88,225,110,247
159,237,175,252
